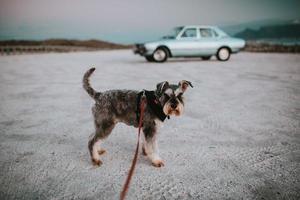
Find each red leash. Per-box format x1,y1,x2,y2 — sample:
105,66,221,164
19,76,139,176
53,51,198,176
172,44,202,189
120,95,146,200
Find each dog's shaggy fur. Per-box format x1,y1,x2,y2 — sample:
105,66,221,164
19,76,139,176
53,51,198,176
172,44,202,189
83,68,192,167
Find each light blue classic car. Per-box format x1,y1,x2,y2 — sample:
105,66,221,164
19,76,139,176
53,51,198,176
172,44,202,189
134,25,245,62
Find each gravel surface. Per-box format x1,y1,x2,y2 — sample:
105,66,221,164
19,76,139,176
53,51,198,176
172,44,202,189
0,50,299,200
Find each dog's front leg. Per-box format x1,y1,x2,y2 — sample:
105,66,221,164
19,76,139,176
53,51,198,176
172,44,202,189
143,126,164,167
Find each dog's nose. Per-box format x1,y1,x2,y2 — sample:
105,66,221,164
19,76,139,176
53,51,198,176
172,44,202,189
171,103,177,109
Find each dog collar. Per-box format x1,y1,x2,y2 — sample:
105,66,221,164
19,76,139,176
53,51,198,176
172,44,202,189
136,90,169,123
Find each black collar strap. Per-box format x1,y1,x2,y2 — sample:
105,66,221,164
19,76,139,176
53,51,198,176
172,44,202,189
136,90,169,123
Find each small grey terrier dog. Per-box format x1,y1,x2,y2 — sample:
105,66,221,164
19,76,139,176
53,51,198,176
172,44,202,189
83,68,193,167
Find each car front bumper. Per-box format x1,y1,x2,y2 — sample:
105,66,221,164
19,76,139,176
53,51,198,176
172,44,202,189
133,44,147,56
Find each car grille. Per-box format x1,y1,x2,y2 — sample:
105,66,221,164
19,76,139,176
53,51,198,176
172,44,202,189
133,44,146,55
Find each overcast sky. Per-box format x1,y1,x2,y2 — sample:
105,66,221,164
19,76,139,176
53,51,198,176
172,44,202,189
0,0,300,43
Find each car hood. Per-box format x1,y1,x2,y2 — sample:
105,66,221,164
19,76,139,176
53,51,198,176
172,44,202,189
141,38,175,45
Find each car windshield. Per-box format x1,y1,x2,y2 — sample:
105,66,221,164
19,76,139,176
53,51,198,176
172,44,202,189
162,26,184,39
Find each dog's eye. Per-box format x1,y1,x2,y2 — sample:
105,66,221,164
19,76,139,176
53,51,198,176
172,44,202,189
177,93,184,103
177,93,183,101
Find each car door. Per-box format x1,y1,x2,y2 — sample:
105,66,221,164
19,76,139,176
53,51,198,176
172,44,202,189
170,27,200,57
197,28,220,55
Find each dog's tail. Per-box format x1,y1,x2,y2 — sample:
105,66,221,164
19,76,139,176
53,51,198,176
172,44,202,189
83,67,100,99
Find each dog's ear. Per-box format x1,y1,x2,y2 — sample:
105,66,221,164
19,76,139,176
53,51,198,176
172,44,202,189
178,80,193,92
156,81,169,95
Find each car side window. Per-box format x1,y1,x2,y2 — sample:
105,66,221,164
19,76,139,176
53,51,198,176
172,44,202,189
180,28,197,38
213,30,219,37
199,28,214,38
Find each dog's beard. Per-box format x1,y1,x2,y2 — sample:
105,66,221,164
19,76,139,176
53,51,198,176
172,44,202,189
163,102,184,116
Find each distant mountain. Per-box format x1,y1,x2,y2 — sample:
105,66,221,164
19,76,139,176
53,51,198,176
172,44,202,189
234,24,300,40
0,39,131,55
0,39,130,49
221,19,300,36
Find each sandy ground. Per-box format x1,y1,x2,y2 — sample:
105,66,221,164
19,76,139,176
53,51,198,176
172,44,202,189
0,50,299,200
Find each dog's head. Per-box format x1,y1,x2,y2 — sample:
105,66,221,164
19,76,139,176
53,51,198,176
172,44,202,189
155,80,193,116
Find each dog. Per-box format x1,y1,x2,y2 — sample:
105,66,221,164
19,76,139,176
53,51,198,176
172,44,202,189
83,68,193,167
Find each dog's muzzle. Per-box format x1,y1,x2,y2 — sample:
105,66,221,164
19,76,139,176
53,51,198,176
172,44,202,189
163,100,184,116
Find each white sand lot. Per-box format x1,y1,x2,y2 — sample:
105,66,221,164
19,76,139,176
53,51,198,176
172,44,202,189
0,50,299,199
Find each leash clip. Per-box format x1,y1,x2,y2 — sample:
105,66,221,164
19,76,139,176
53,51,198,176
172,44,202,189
141,90,146,99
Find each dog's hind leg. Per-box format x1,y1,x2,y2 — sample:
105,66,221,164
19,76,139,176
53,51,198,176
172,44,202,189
88,136,102,166
88,119,116,166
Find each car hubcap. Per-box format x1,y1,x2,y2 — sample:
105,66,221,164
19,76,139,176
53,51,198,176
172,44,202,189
153,49,166,61
219,48,229,60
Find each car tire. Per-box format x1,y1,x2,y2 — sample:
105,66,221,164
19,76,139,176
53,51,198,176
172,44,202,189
145,55,154,62
201,56,211,60
216,47,231,61
152,48,168,63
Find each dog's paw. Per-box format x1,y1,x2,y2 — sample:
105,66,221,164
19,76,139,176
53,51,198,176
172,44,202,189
91,158,102,166
142,146,147,156
152,159,165,168
98,149,106,155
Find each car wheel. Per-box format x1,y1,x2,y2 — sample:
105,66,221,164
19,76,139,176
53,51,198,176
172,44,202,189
216,47,230,61
145,55,154,62
201,56,211,60
152,48,168,63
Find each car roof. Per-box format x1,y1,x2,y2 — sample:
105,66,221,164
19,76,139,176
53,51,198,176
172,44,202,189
178,25,217,29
